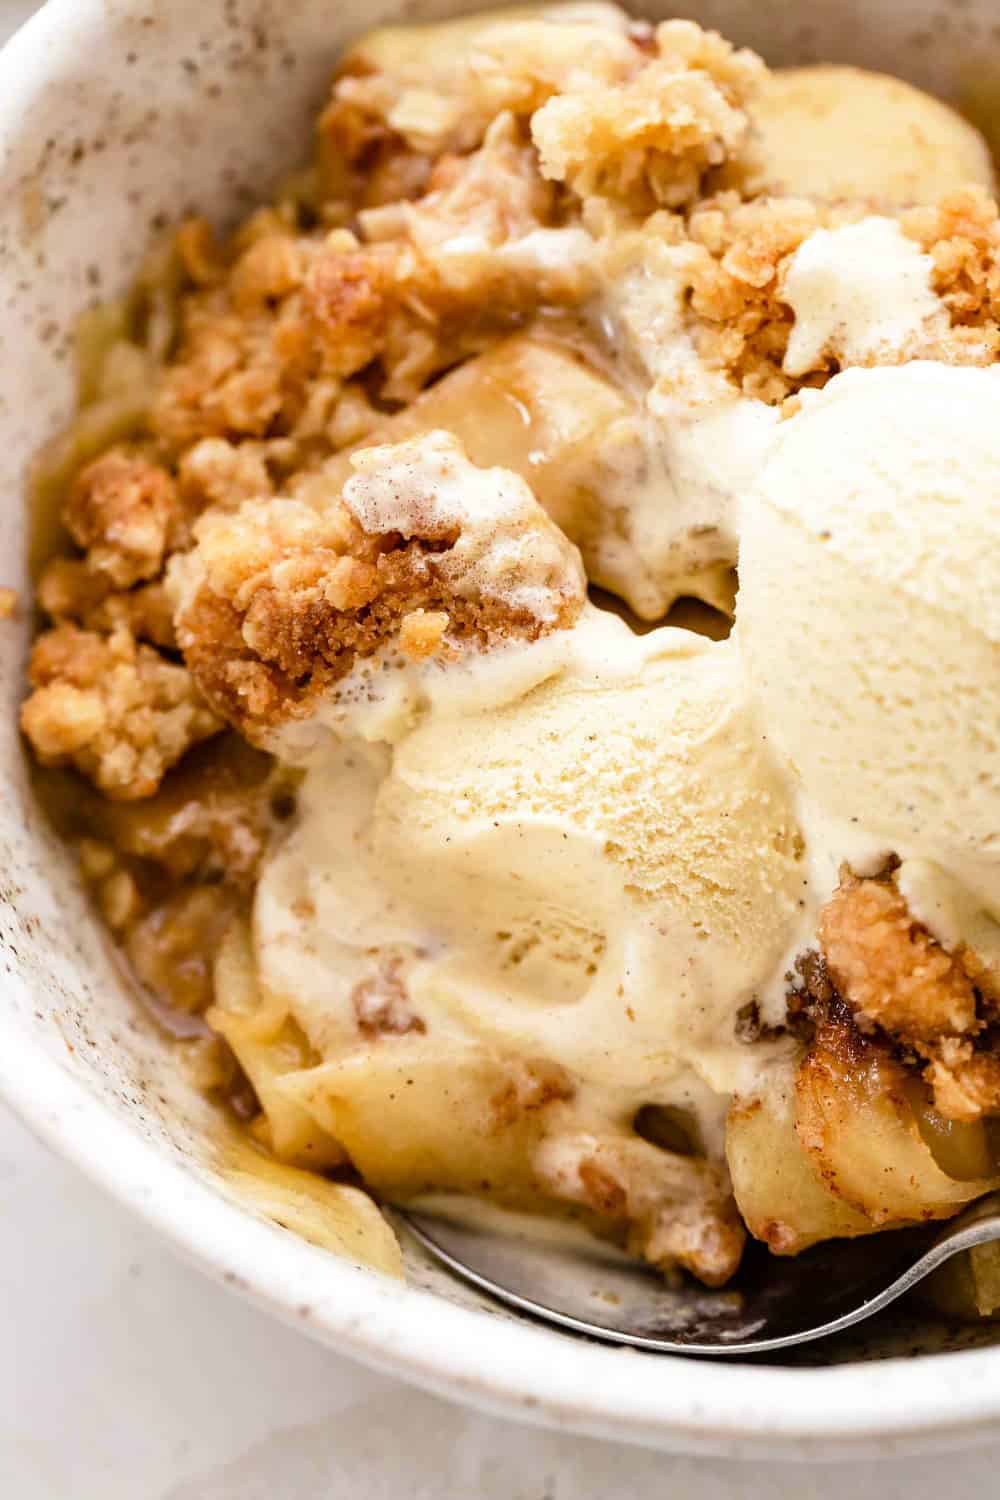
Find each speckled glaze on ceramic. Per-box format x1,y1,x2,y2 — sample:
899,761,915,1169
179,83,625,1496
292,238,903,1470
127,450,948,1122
4,0,1000,1460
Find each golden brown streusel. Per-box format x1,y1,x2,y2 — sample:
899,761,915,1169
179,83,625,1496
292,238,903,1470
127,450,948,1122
0,586,17,619
680,192,825,401
320,7,642,167
816,874,1000,1121
150,235,315,454
818,875,979,1043
902,185,1000,357
533,20,763,212
173,434,585,744
37,559,177,649
649,186,1000,403
398,608,450,659
64,449,186,587
154,140,586,444
308,141,588,404
177,437,277,513
21,624,221,799
359,112,558,254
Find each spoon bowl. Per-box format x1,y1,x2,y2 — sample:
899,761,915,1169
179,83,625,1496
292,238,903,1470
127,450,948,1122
397,1194,1000,1355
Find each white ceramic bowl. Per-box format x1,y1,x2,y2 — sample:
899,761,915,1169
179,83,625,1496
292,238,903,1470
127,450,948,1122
3,0,1000,1460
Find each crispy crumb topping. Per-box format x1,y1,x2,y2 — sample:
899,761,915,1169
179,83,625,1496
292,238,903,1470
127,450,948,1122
154,127,589,450
64,449,185,587
819,876,979,1042
37,558,177,649
321,7,641,166
21,624,221,799
533,20,763,212
172,431,585,744
398,608,450,659
816,874,1000,1122
630,185,1000,404
901,186,1000,349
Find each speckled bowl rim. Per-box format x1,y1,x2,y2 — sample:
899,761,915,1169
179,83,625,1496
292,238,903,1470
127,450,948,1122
4,0,1000,1461
10,995,1000,1462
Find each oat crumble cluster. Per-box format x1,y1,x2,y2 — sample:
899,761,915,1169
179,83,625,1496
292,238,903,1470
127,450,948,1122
17,3,1000,1288
817,876,1000,1124
173,430,584,743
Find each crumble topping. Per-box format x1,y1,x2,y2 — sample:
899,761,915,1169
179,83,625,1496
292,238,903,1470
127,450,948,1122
321,5,640,167
21,624,221,799
310,120,591,405
22,435,226,797
37,559,177,649
901,186,1000,347
357,112,584,292
635,186,1000,404
172,431,586,743
532,20,763,212
63,449,185,587
155,120,590,452
397,608,450,659
177,437,278,514
667,193,823,402
815,873,1000,1122
819,876,979,1042
150,228,320,454
310,335,665,617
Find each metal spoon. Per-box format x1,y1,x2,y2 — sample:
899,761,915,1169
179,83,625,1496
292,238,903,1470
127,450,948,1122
396,1193,1000,1355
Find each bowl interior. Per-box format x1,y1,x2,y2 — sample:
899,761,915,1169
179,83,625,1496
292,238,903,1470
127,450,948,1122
3,0,1000,1455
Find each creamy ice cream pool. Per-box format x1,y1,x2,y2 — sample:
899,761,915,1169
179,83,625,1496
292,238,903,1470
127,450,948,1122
780,218,951,377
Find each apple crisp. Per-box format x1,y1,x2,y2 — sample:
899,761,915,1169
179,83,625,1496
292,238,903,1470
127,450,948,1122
19,2,1000,1298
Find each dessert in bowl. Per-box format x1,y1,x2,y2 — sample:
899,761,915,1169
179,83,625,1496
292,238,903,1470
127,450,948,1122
5,0,1000,1456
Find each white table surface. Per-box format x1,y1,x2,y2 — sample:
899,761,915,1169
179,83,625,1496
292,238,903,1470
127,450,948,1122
5,3,1000,1495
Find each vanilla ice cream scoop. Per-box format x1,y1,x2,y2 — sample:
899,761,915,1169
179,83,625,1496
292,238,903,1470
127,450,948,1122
738,363,1000,919
254,608,803,1157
